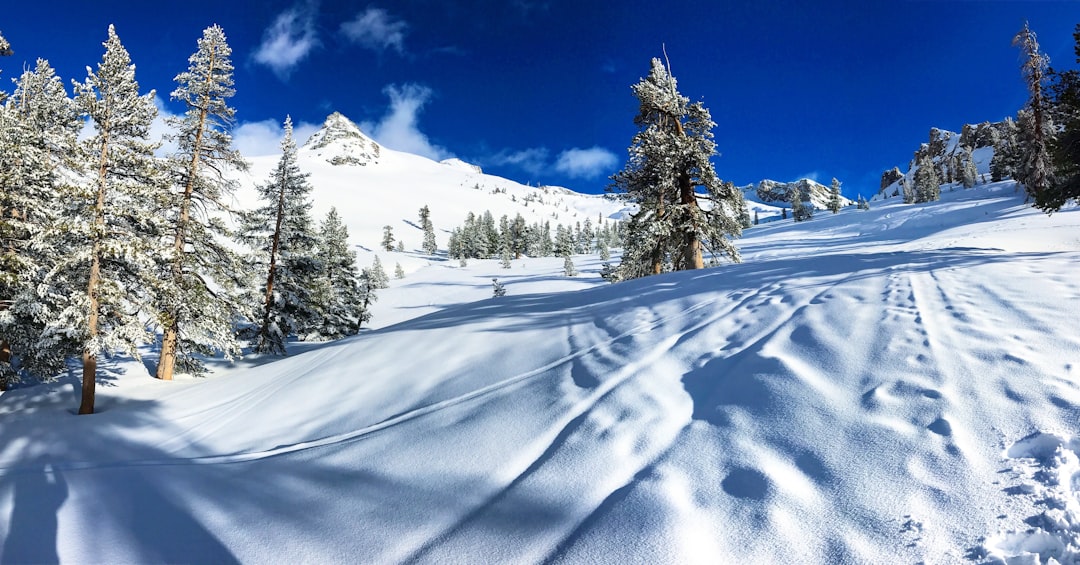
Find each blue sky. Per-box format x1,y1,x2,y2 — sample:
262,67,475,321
1,1,1078,197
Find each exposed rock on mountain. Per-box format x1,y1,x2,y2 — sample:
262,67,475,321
302,112,381,166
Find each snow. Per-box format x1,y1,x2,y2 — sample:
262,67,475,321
2,179,1080,563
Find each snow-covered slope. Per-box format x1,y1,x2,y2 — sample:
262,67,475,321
2,182,1080,564
232,112,629,253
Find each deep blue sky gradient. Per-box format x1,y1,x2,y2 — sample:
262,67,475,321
3,1,1078,197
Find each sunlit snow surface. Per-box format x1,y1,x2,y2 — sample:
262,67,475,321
2,182,1080,564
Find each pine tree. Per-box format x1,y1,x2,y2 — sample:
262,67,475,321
381,225,395,252
419,205,437,254
0,30,11,57
63,25,167,413
491,278,506,298
609,57,741,280
310,208,366,340
156,25,248,379
238,116,319,355
1040,24,1080,212
1014,22,1056,201
0,59,81,387
394,262,405,279
563,254,577,277
791,189,807,221
499,247,512,268
960,146,977,189
369,255,390,289
781,207,787,220
990,117,1020,182
395,240,404,252
828,178,842,213
913,153,941,203
753,210,759,225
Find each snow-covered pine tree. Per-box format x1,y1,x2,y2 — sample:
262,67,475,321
960,145,977,189
609,57,741,280
369,255,390,289
63,25,168,413
990,116,1020,182
419,205,437,254
0,59,82,387
734,189,752,228
1013,22,1056,201
491,278,506,298
753,210,759,225
913,153,941,203
791,188,808,221
828,178,842,213
563,254,577,277
310,207,366,340
499,247,512,268
156,25,248,379
381,225,395,252
1041,26,1080,211
238,116,320,355
509,213,527,258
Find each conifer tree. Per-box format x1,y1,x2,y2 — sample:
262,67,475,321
990,117,1020,182
563,254,577,277
753,210,759,225
62,26,167,413
0,31,11,57
1040,24,1080,212
491,278,506,298
156,25,248,379
0,59,81,386
419,205,437,254
609,57,741,280
791,188,809,221
828,178,842,213
960,146,978,189
1013,22,1056,201
310,208,365,340
369,255,390,289
238,116,319,355
913,153,941,203
381,225,395,251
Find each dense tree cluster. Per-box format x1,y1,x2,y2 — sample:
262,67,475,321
446,210,621,262
0,25,373,411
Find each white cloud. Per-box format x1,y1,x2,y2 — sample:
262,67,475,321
340,7,407,54
554,146,619,179
252,2,320,80
793,171,823,183
233,118,320,157
151,94,179,157
360,84,452,161
485,148,550,176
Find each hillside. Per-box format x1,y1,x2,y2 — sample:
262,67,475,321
1,181,1078,563
232,113,631,255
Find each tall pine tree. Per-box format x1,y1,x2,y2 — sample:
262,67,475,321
609,57,741,280
1040,24,1080,212
828,178,842,213
309,208,366,339
1013,22,1056,201
63,25,167,413
157,25,248,379
419,205,437,254
238,116,319,355
0,59,81,387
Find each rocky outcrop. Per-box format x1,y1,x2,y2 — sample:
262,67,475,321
876,120,1008,200
302,112,381,166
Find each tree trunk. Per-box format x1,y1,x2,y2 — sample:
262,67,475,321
258,171,288,353
80,125,109,415
158,54,214,380
678,172,703,270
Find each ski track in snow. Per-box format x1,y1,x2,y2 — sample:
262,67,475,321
2,182,1080,563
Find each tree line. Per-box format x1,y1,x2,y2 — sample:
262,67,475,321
0,25,373,413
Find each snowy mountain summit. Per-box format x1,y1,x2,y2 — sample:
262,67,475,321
742,178,853,210
301,111,382,166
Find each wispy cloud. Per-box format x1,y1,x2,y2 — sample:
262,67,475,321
233,117,320,157
792,171,823,183
252,2,320,80
485,148,550,176
340,7,408,55
554,147,619,179
360,84,452,161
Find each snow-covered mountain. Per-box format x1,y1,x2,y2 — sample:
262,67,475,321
233,112,630,253
739,178,854,215
2,181,1078,564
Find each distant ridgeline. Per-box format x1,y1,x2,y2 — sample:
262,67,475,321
877,121,1014,200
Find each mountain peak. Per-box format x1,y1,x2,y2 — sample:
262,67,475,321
303,112,381,166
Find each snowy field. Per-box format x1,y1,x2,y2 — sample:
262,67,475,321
2,181,1080,564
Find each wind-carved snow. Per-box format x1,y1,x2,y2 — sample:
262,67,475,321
1,181,1079,563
